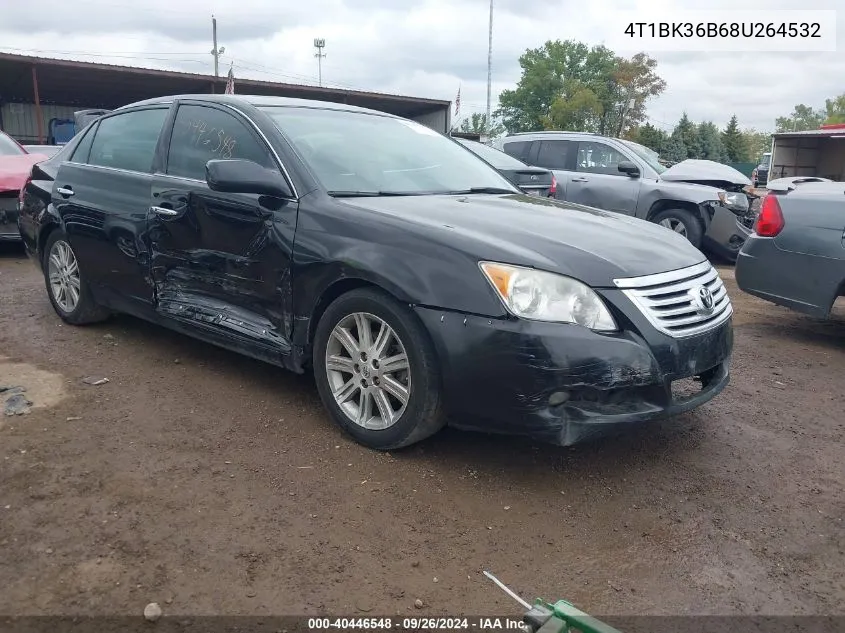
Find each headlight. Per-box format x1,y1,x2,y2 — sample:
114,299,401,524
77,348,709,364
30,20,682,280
479,261,617,331
722,192,749,210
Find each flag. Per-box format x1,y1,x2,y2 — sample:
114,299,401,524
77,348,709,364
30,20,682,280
224,63,235,95
455,84,460,118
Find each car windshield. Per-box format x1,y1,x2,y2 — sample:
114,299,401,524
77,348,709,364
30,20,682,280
621,139,666,174
455,139,528,170
0,133,25,157
259,106,517,196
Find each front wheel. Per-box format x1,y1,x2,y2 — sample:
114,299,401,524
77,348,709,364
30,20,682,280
651,208,704,249
43,230,110,325
312,288,445,450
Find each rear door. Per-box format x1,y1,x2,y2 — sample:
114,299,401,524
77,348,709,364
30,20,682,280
147,101,299,363
528,139,577,200
51,106,170,309
566,140,641,215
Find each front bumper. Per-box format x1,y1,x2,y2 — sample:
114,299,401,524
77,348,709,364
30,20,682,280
416,303,733,446
703,203,754,261
0,195,21,242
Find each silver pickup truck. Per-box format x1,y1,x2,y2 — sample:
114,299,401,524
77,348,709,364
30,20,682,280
736,177,845,318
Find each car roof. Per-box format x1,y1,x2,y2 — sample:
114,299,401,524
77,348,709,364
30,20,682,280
115,94,399,119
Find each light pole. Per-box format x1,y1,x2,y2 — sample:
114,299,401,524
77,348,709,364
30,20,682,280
211,15,225,79
314,38,326,86
485,0,493,134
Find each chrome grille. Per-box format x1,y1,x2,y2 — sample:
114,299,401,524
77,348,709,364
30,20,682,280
613,261,732,338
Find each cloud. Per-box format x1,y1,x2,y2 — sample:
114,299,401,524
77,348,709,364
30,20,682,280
0,0,842,132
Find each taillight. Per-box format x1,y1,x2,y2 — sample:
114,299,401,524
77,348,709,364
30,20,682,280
548,174,557,197
755,194,784,237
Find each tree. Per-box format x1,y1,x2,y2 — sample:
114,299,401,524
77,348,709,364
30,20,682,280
662,135,687,163
672,112,699,159
495,39,666,136
823,93,845,125
775,104,824,132
721,115,746,162
453,113,505,137
629,122,668,154
740,129,772,163
542,80,603,131
697,122,727,162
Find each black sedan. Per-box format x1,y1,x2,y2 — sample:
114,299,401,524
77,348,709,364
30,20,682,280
18,95,733,450
455,137,556,197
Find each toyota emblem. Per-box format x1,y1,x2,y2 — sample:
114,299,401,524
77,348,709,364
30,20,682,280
692,285,715,314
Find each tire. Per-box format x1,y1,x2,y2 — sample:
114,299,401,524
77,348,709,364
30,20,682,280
651,208,704,248
312,287,445,450
42,230,110,325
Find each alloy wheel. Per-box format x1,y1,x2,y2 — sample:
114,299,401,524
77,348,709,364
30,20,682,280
325,312,411,430
48,239,81,313
659,218,688,237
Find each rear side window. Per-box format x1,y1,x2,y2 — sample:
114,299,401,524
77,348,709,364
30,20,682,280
167,104,274,181
501,140,531,162
535,140,574,170
88,108,168,173
69,124,97,164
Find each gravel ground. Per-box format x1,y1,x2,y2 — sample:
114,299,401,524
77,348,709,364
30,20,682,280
0,243,843,619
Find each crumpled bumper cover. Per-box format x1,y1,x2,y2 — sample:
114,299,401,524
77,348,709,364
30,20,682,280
0,196,21,241
416,307,733,446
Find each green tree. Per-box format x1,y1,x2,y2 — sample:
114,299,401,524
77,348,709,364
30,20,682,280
775,103,824,132
823,93,845,125
630,122,668,153
672,112,699,159
454,112,505,137
741,129,772,162
662,135,687,163
495,39,665,136
721,114,746,162
697,121,727,162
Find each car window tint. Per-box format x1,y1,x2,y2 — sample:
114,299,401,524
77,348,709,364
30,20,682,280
535,140,572,170
167,105,274,181
577,142,629,176
69,123,97,164
87,108,167,173
501,140,530,161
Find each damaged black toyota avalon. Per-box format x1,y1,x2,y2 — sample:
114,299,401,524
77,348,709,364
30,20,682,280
18,95,733,450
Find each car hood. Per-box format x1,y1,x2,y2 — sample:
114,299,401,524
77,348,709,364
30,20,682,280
341,193,706,287
0,154,46,192
660,159,751,187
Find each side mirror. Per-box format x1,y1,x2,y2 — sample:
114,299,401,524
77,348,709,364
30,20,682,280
206,159,293,198
617,161,640,178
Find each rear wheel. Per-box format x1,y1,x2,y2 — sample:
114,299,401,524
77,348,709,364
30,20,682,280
312,288,445,450
43,230,110,325
652,208,704,248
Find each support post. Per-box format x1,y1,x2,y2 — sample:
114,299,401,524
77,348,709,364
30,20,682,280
32,65,44,144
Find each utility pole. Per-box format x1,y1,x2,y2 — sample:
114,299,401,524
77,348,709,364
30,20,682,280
485,0,493,134
314,38,326,86
211,15,225,79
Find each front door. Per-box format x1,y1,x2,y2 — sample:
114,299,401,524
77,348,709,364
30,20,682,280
566,141,641,215
147,102,299,363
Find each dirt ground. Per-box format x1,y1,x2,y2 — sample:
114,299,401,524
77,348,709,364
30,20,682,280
0,243,843,619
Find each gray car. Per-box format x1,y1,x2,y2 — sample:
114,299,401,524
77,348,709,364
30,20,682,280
735,178,845,318
493,131,755,261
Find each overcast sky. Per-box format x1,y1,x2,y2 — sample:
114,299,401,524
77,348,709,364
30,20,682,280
1,0,842,133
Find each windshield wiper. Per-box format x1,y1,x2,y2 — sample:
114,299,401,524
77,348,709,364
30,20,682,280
327,190,426,197
446,187,517,195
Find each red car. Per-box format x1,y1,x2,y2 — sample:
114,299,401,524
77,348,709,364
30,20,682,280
0,131,49,242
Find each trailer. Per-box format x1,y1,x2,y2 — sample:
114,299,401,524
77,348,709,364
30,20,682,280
769,124,845,182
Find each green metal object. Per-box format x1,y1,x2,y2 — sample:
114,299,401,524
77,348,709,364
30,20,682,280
523,598,623,633
483,571,623,633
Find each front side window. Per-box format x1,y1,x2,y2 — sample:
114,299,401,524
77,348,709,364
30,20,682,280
0,132,25,157
88,108,168,173
167,105,274,181
260,106,516,195
576,142,630,176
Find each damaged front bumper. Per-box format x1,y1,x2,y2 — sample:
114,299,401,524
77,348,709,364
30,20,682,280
415,304,732,447
702,202,754,261
0,195,22,242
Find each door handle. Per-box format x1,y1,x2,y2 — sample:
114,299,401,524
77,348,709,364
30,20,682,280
150,206,179,217
56,186,74,196
571,177,589,182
